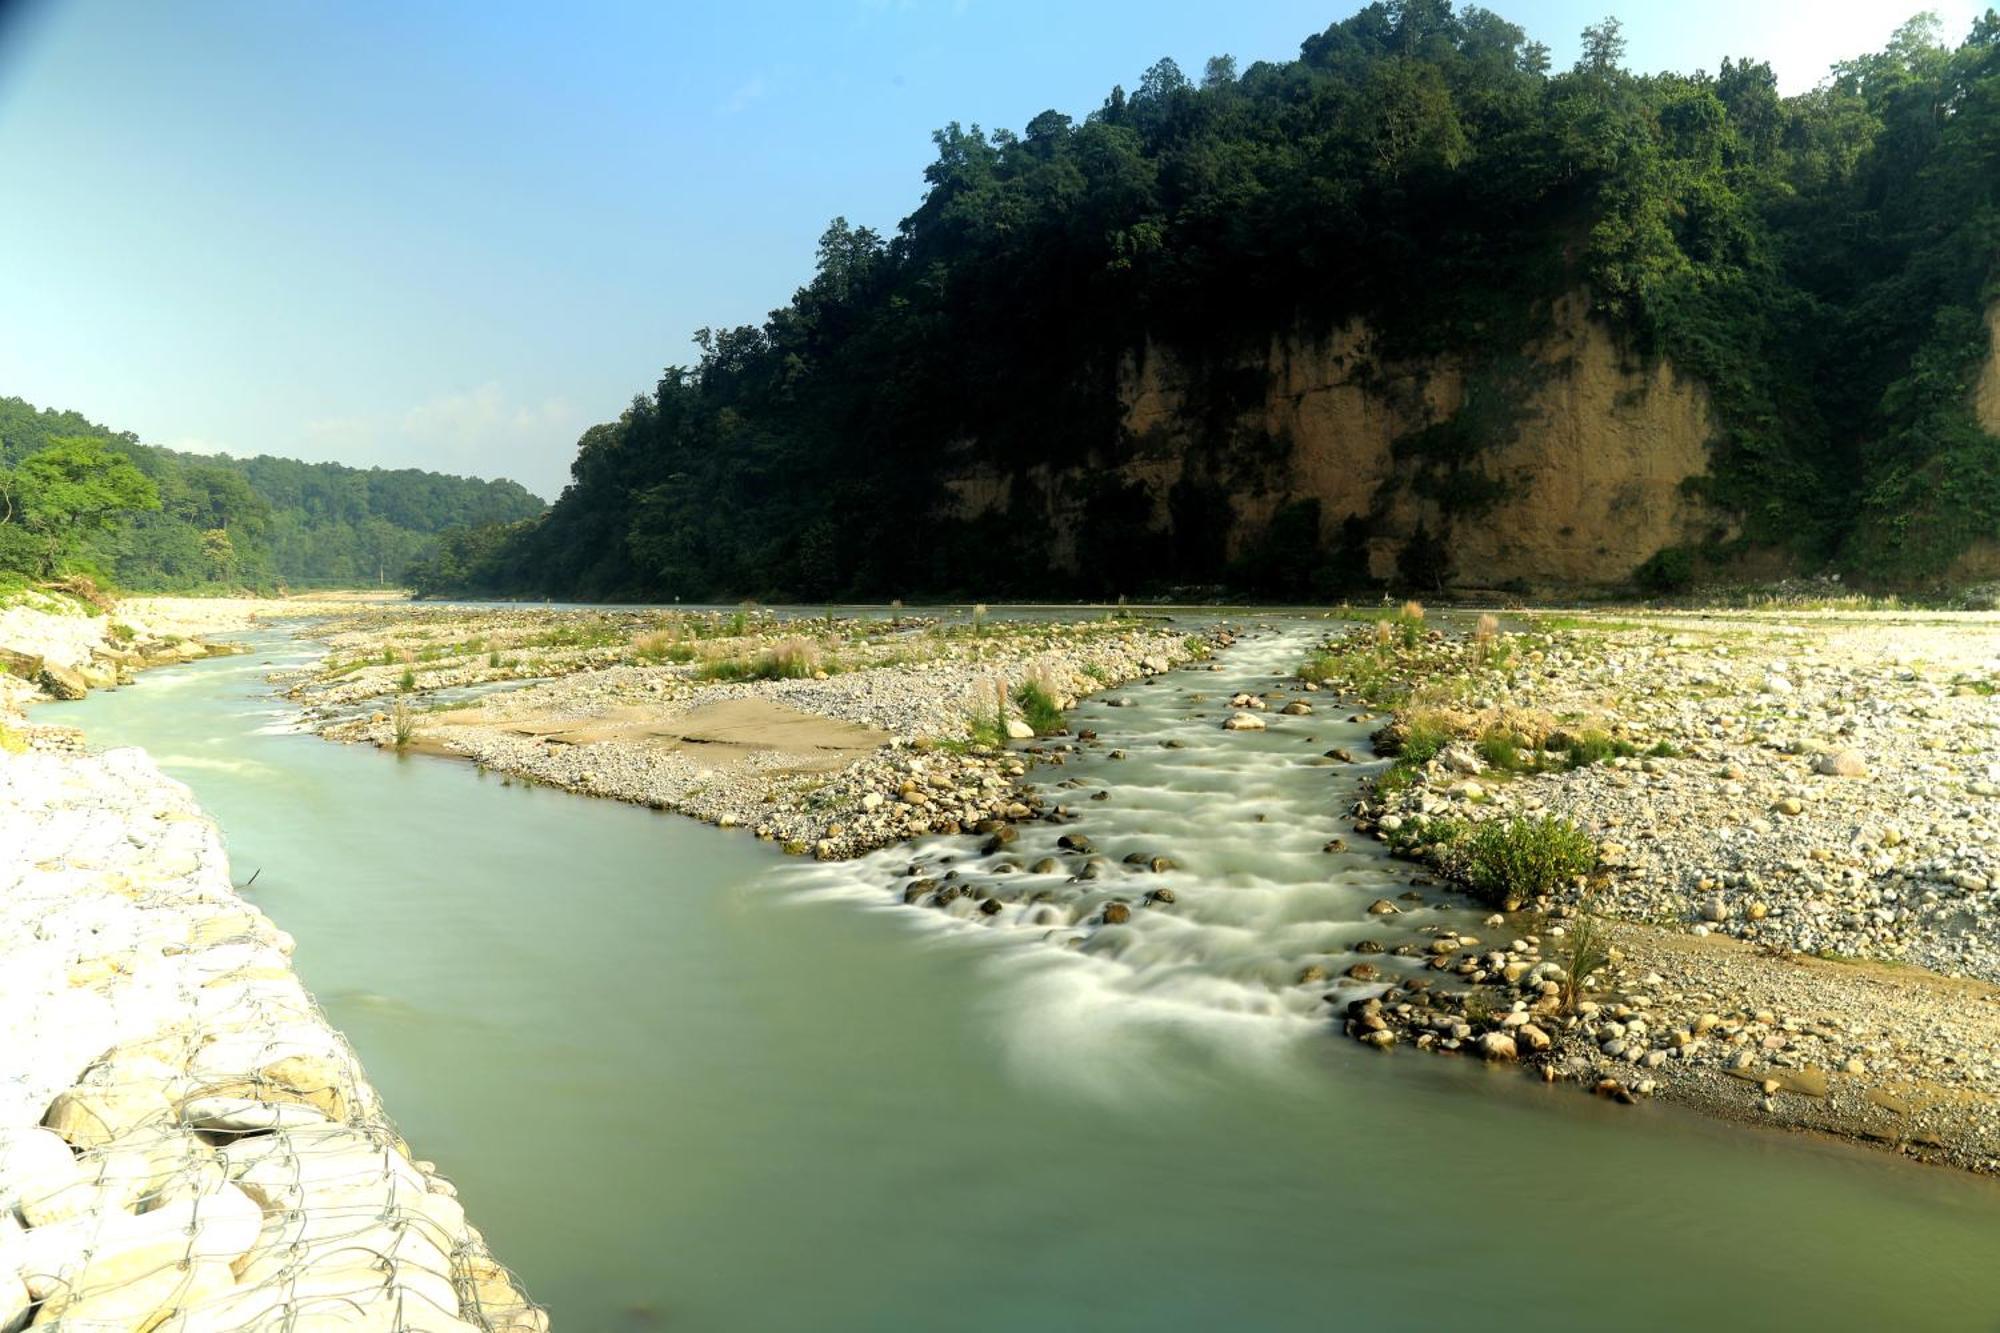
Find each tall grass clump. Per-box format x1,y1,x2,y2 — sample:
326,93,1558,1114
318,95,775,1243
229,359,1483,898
1452,815,1597,910
1471,612,1500,664
398,668,416,693
759,636,821,680
699,636,822,681
1555,895,1614,1014
971,602,989,637
391,698,415,752
1398,600,1426,648
634,629,697,664
1011,677,1064,735
966,676,1009,748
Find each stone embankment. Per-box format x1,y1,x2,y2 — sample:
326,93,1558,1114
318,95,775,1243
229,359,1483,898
1315,608,2000,1171
1,593,539,1329
0,748,539,1331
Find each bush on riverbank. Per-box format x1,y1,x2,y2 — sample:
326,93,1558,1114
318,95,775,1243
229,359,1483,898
1419,815,1597,910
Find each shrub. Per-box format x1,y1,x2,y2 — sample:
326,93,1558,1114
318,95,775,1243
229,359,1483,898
1476,728,1528,771
1559,728,1636,769
1634,545,1696,595
1451,815,1596,909
398,668,416,693
1400,712,1455,765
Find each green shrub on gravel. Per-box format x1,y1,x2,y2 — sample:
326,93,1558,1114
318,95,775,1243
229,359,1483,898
1453,816,1597,909
1559,728,1637,769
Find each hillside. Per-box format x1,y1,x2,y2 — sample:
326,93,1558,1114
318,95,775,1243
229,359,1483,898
0,395,546,592
419,3,2000,600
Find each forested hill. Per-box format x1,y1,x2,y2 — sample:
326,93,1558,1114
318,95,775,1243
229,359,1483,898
427,2,2000,600
0,396,545,591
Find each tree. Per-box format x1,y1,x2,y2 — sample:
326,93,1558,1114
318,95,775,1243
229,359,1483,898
1577,17,1626,75
1,437,160,575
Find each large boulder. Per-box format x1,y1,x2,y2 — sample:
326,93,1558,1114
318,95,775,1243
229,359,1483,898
43,1082,174,1148
36,661,87,701
0,646,44,679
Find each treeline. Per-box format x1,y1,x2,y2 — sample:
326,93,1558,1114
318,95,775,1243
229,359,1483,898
425,1,2000,598
0,396,545,592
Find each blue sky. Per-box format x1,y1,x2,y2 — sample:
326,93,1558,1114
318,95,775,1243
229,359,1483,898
0,0,1980,499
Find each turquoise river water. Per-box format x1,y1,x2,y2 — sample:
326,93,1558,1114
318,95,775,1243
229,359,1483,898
51,621,2000,1331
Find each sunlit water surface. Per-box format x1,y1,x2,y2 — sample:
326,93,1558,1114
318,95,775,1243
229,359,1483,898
52,621,2000,1332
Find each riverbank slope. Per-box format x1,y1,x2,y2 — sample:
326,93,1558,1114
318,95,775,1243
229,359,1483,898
0,594,539,1329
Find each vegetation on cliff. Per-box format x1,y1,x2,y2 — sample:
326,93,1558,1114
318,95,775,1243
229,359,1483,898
414,2,2000,599
0,396,546,592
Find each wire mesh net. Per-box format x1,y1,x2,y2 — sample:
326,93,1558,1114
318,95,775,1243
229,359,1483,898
2,748,547,1332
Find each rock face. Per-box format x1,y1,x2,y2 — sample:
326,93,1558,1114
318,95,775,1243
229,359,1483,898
0,746,541,1332
940,292,1737,591
1976,301,2000,437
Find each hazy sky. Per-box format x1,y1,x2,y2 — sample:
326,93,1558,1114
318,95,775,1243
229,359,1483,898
0,0,1982,500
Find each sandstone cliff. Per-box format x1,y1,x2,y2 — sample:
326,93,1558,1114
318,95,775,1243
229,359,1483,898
944,294,1738,591
1976,301,2000,437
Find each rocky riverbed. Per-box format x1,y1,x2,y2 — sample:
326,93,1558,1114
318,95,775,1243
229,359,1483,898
1314,607,2000,1171
286,606,1217,858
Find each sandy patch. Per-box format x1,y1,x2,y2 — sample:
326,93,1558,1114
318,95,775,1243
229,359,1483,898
434,697,893,775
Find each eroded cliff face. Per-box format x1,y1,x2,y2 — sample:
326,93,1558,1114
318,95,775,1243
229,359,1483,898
943,294,1738,590
1975,302,2000,437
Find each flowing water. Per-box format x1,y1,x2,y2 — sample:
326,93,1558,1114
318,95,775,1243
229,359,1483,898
52,622,2000,1331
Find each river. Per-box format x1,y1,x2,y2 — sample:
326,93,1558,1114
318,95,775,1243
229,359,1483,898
52,621,2000,1331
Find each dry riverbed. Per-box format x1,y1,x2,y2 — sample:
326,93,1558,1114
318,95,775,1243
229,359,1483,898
1313,606,2000,1171
286,605,1214,857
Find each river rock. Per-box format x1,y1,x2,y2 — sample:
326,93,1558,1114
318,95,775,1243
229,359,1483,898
1101,902,1132,925
44,1083,174,1149
1476,1032,1518,1061
37,661,88,700
1223,711,1265,731
1816,749,1868,778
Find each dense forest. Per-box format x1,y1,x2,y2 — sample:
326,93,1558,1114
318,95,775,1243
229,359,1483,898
414,2,2000,599
0,396,545,592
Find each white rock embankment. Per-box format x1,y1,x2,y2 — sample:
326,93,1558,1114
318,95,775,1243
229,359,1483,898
0,747,539,1331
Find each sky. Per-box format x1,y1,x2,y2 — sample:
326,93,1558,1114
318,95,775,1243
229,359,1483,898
0,0,1984,500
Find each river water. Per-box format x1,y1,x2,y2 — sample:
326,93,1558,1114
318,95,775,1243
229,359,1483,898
52,622,2000,1331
